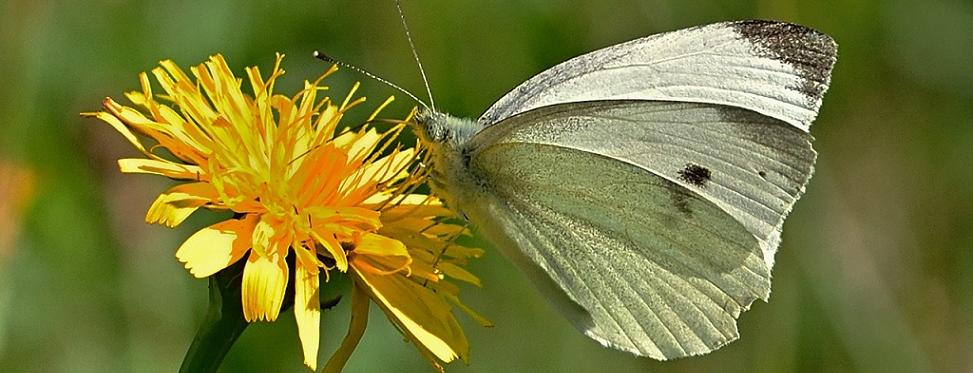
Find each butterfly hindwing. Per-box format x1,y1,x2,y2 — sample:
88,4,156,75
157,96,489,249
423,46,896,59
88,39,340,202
464,140,769,359
458,100,816,358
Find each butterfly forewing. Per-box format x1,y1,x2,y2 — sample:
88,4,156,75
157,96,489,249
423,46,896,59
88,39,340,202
479,20,837,132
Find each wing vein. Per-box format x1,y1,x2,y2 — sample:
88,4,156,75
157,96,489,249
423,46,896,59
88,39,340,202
511,199,650,353
516,197,679,355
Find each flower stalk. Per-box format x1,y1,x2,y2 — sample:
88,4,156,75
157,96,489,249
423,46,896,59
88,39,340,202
179,260,248,373
323,282,370,373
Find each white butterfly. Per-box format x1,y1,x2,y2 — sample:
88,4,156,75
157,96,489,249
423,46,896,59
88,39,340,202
410,20,836,359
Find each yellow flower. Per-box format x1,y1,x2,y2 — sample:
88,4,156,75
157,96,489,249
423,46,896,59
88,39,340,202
85,54,485,371
348,196,492,371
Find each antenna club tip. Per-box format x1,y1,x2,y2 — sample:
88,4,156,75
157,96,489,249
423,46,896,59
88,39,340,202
313,51,335,63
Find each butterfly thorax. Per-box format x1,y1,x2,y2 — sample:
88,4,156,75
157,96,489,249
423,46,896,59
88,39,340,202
412,109,486,216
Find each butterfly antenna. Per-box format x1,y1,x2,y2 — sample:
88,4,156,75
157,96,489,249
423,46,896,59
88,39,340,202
395,0,436,111
313,51,431,111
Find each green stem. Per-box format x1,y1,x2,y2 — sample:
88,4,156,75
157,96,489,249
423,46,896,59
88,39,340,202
323,281,370,373
179,261,248,373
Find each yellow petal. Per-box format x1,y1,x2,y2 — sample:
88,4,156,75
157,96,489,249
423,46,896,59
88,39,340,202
175,216,256,278
146,182,218,227
355,233,408,258
306,206,382,233
309,229,348,272
394,194,443,206
242,251,288,322
437,262,481,287
294,260,321,370
104,97,208,164
349,129,382,161
359,190,396,206
439,245,485,261
82,109,150,155
443,293,493,328
339,148,415,196
363,193,440,209
124,91,147,107
118,158,204,180
158,59,194,89
350,234,412,276
354,269,468,364
333,128,382,162
293,242,323,273
250,215,288,258
103,97,169,136
314,103,340,141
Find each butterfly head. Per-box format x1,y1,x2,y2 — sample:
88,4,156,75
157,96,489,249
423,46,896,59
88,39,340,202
412,108,482,148
413,108,450,144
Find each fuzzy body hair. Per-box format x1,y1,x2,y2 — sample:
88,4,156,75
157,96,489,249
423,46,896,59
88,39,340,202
412,109,486,215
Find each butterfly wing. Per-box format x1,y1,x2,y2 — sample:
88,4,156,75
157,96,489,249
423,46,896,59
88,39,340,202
479,20,837,132
461,100,816,359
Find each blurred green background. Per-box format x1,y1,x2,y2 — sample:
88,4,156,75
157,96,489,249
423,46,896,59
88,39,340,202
1,0,972,372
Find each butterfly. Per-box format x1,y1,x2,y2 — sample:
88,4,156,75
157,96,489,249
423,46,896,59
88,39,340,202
404,20,836,359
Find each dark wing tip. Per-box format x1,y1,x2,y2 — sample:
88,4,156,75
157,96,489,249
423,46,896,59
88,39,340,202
730,20,838,102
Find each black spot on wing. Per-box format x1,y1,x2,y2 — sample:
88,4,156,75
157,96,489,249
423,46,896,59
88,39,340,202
678,163,712,187
732,20,837,102
668,187,694,218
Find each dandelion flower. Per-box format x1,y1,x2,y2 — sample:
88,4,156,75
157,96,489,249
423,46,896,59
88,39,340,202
85,54,485,371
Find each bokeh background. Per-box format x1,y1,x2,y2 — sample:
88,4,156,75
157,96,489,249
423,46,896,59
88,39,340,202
1,0,971,372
